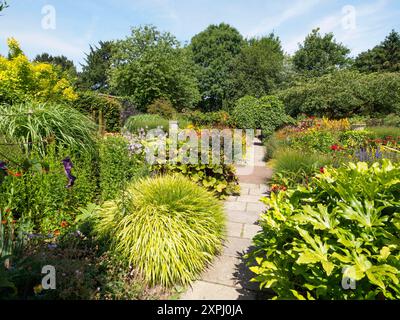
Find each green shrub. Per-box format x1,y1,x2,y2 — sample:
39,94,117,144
124,114,170,132
0,102,98,156
278,70,400,118
0,143,98,235
233,95,290,137
94,175,225,288
185,110,233,128
248,160,400,300
382,114,400,127
175,114,192,129
289,130,336,153
99,135,149,201
148,133,240,198
147,98,177,119
339,130,370,148
73,91,122,133
1,234,154,300
153,162,240,199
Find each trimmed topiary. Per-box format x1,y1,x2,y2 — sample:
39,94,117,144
94,174,225,287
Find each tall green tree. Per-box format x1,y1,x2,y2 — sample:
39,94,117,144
226,33,285,104
34,53,77,80
0,1,8,12
189,23,244,111
293,28,351,77
354,30,400,72
109,25,200,111
78,41,114,92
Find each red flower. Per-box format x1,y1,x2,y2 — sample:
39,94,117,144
330,144,340,151
60,221,68,228
280,186,287,191
320,167,325,174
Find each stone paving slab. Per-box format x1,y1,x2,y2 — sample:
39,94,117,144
226,210,260,225
227,222,244,238
236,195,263,203
223,236,252,258
201,255,242,288
242,224,262,240
224,201,247,212
181,281,256,300
246,202,266,213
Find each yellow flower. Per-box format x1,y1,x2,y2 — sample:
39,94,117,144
33,284,43,295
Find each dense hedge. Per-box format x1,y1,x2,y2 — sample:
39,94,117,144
277,71,400,118
232,95,291,136
73,91,123,133
184,110,233,128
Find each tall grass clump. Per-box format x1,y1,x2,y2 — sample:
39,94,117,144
271,149,333,187
367,126,400,140
124,114,170,133
94,174,225,288
0,102,97,156
274,149,332,174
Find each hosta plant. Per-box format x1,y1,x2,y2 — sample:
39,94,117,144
94,175,225,288
248,160,400,300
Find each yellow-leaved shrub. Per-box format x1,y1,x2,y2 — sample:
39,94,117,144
0,38,77,104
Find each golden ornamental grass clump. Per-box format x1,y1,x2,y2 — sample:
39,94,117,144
95,174,225,288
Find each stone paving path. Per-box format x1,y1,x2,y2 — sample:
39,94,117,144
181,138,272,300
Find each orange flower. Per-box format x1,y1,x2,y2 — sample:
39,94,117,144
6,170,22,177
271,184,280,192
53,230,61,236
1,220,7,225
60,221,68,228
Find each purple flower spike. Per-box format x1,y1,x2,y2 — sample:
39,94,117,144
0,161,7,171
62,157,76,188
0,161,8,184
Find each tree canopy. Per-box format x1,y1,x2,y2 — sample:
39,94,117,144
109,25,200,111
0,1,8,12
189,23,244,111
293,28,351,77
226,34,285,104
354,30,400,73
79,41,115,93
34,53,77,80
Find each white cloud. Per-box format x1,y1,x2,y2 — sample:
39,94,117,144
0,30,87,62
283,0,392,55
246,0,321,38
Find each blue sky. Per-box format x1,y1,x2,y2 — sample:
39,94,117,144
0,0,399,69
